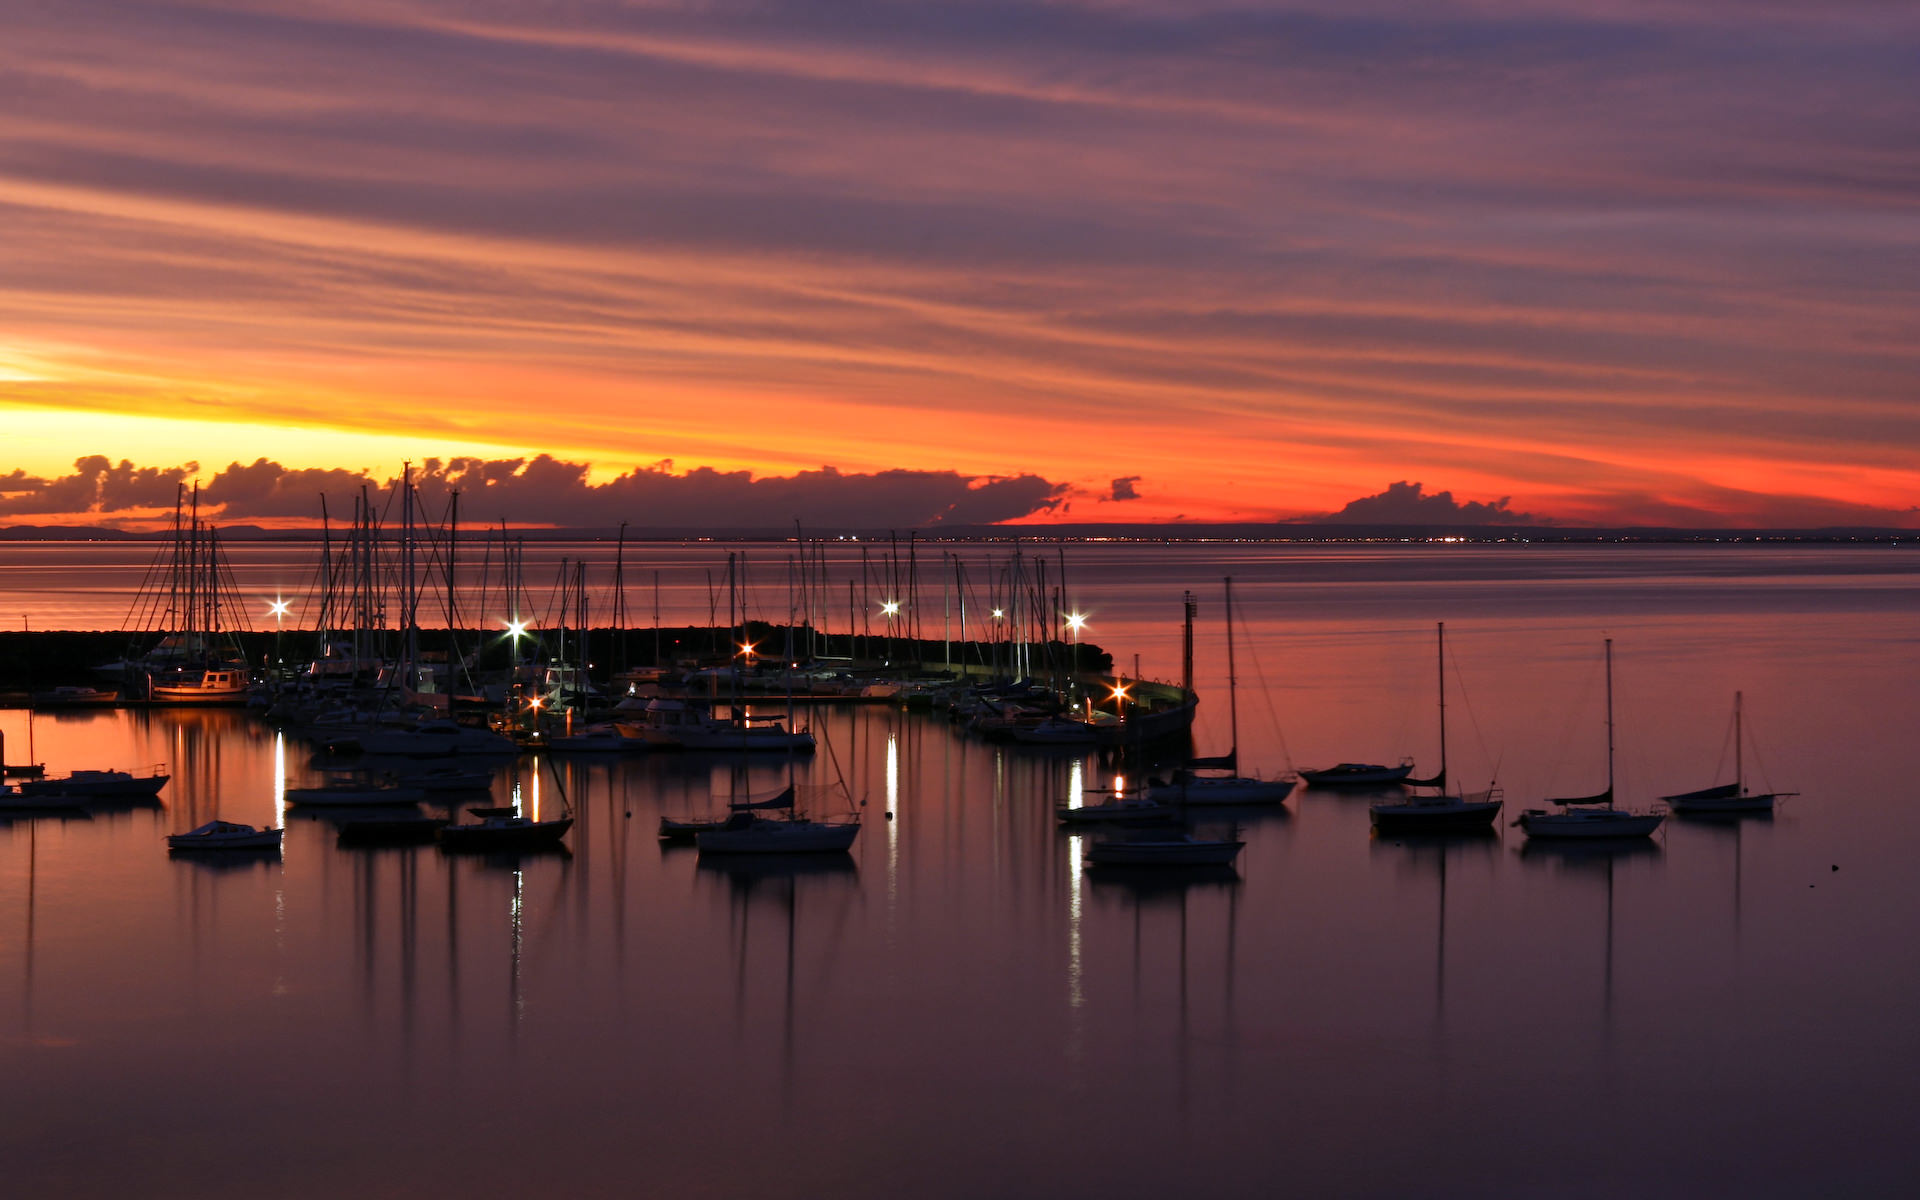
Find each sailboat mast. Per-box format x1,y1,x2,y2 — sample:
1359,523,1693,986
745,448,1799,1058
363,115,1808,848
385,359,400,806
1224,576,1238,758
1436,621,1447,785
1735,690,1744,795
1605,638,1615,798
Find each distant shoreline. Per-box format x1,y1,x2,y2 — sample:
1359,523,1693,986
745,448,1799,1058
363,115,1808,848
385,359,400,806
1,523,1911,544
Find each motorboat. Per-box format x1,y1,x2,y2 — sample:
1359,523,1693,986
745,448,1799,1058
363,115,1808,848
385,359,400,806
167,821,283,851
148,666,251,705
438,813,574,851
1299,761,1415,787
1085,830,1245,867
18,767,170,799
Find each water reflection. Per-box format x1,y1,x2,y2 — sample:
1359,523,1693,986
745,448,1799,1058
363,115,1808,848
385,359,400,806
696,852,859,1114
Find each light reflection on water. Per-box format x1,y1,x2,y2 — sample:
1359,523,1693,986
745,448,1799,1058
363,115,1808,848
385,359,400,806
0,546,1917,1196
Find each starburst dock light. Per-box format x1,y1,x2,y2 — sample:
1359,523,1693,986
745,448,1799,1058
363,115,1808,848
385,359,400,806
1066,612,1088,633
267,597,291,625
881,600,901,616
504,618,528,640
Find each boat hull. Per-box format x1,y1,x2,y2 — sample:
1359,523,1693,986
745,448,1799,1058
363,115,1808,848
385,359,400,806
438,816,574,850
696,821,860,853
168,824,282,850
1518,809,1664,839
1299,763,1414,787
1370,799,1503,833
1086,837,1244,867
19,772,170,799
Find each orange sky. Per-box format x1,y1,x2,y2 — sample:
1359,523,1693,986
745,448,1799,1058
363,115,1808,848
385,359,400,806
3,1,1917,529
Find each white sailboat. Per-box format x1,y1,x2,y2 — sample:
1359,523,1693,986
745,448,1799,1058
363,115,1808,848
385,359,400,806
1518,639,1665,840
1662,692,1796,815
1369,622,1503,833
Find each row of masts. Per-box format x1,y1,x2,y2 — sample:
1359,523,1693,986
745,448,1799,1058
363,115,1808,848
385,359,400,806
257,478,1099,692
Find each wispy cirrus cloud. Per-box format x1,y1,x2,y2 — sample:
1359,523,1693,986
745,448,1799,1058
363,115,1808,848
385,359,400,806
1,1,1916,526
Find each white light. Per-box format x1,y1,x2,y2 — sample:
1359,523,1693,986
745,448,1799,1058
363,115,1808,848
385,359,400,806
266,597,291,620
881,600,900,616
504,618,528,639
1066,612,1087,632
991,608,1005,619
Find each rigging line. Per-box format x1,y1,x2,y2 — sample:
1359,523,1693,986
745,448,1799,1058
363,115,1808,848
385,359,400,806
1707,707,1737,788
1442,632,1499,789
1230,592,1295,771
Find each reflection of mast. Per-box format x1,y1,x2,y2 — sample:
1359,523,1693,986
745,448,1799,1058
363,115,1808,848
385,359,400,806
783,873,797,1111
1436,848,1448,1024
22,820,36,1032
1604,856,1615,1030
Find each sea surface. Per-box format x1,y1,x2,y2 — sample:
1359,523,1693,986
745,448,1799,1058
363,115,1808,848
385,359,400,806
3,542,1918,1198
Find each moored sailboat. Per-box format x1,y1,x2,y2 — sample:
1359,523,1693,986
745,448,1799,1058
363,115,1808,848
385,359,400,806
1662,692,1796,815
1518,640,1664,840
1144,578,1295,806
1370,623,1503,834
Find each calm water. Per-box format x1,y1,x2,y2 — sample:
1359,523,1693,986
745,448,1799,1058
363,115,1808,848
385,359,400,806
4,544,1918,1198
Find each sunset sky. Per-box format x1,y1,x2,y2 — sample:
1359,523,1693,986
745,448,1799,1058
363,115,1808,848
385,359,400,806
3,1,1917,528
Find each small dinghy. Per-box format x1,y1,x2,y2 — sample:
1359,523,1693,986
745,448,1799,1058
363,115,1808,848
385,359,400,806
167,821,283,851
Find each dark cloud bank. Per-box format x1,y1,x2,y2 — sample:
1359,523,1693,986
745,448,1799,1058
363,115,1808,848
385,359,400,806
1320,481,1532,526
0,455,1066,531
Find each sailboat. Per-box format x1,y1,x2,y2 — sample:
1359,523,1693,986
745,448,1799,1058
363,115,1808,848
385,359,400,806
1661,692,1796,815
1369,622,1503,833
696,615,858,855
1517,639,1665,840
1143,577,1295,805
